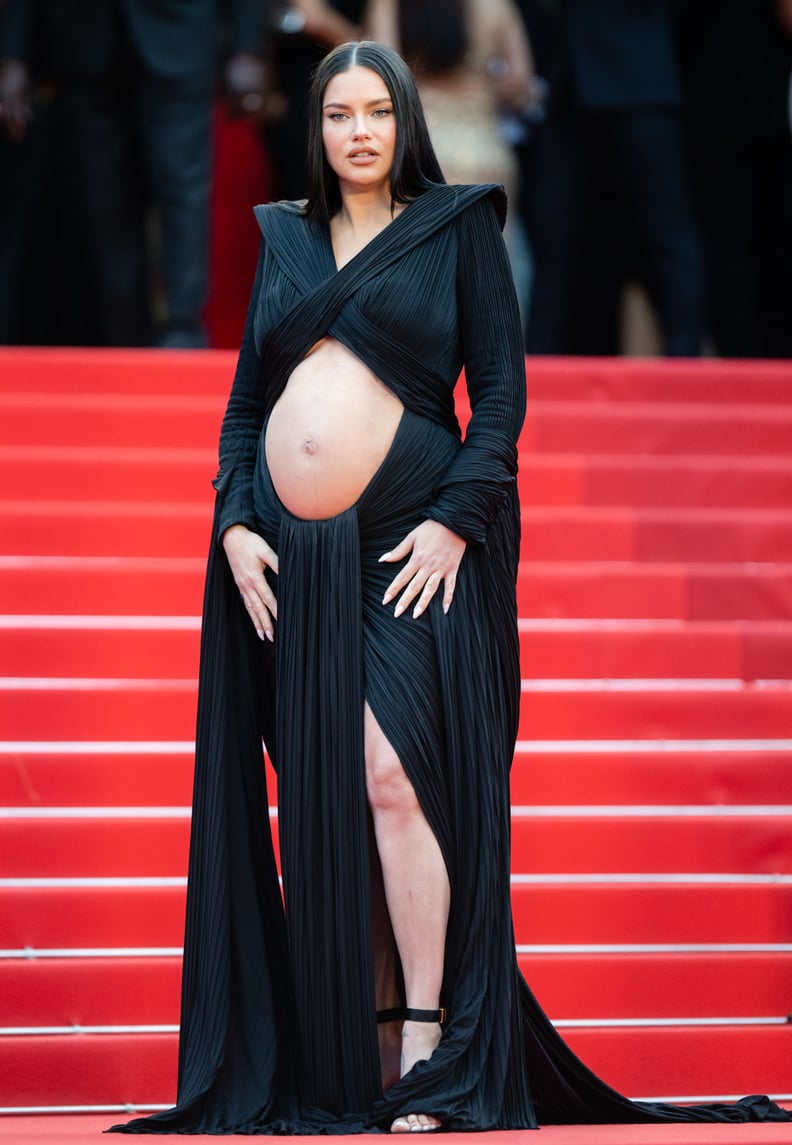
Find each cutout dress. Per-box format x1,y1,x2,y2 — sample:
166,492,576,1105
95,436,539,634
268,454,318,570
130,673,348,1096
111,184,789,1133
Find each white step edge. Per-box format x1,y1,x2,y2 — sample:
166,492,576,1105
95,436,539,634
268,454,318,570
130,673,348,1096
2,738,791,754
3,942,792,960
2,1016,789,1037
2,872,791,888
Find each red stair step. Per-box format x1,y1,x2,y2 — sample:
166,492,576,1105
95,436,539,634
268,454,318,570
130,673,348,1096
518,562,792,621
0,501,212,558
5,951,789,1026
0,750,199,808
520,507,792,563
5,619,788,681
0,1033,179,1108
519,620,792,679
9,449,792,511
3,557,789,622
14,500,791,564
4,399,790,463
522,401,792,457
0,394,223,450
1,1025,788,1108
3,746,788,811
0,624,201,678
3,813,790,878
2,885,186,948
518,952,792,1020
4,678,792,741
510,882,792,945
0,680,199,740
0,819,193,878
563,1023,792,1101
518,454,792,510
523,357,792,405
510,748,792,806
0,446,215,502
4,880,787,954
517,684,792,741
0,958,182,1026
0,556,206,616
509,814,792,876
0,347,235,396
3,348,790,405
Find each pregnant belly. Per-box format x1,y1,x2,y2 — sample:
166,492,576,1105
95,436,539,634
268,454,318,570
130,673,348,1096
264,340,404,520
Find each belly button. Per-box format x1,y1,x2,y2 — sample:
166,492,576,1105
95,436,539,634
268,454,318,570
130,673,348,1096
301,437,318,455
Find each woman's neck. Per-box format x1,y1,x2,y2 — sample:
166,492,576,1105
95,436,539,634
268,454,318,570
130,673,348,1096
335,185,398,230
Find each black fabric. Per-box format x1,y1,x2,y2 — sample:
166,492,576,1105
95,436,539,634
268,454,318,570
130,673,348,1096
109,184,789,1133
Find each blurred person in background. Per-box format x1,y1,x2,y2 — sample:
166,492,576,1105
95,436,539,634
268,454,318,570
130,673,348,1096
673,0,792,358
365,0,541,326
2,0,269,348
0,0,101,344
264,1,365,200
522,0,703,357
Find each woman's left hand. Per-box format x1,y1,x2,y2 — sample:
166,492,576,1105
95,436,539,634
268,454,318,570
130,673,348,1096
380,520,466,618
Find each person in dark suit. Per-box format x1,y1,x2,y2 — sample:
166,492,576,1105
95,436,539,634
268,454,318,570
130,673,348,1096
673,0,792,358
0,0,102,344
3,0,268,347
522,0,703,357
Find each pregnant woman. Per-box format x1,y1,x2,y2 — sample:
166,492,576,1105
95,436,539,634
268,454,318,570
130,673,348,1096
111,40,789,1136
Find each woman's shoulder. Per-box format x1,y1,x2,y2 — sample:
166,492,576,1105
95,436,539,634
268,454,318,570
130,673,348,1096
252,200,326,255
439,183,508,231
252,198,309,228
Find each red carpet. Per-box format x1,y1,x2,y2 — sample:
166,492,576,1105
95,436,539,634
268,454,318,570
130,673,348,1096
1,350,790,1118
2,1115,792,1145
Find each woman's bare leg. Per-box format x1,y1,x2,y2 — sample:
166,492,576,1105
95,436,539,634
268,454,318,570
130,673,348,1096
369,818,404,1091
365,703,449,1132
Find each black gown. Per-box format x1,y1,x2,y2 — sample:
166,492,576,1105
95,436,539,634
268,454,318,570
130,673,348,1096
110,184,788,1133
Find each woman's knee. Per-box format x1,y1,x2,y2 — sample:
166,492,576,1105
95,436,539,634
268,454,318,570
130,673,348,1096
365,719,418,816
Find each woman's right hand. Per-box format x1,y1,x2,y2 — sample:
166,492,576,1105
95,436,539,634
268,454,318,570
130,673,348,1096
222,524,279,642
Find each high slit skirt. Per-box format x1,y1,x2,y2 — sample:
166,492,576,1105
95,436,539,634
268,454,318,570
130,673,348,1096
252,408,530,1128
110,408,790,1133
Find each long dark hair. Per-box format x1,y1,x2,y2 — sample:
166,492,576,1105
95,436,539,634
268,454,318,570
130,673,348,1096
304,41,445,222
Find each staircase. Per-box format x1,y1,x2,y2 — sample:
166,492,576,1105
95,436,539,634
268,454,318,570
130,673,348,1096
1,349,790,1114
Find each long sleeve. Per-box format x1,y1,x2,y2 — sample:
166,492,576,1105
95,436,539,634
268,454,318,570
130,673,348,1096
425,196,526,544
214,238,268,539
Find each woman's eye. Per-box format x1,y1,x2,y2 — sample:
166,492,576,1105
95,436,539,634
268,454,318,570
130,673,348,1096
372,108,392,118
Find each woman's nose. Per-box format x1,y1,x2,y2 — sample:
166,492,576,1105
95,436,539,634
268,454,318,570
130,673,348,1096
351,116,371,138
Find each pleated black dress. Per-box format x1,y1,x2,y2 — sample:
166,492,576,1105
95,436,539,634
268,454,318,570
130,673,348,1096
110,184,788,1133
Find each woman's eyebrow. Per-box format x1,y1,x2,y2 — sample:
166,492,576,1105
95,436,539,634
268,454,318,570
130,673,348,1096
323,98,394,110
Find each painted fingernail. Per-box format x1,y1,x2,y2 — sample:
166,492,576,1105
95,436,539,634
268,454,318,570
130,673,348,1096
256,629,265,641
382,592,392,605
378,552,391,563
393,603,404,618
412,605,423,619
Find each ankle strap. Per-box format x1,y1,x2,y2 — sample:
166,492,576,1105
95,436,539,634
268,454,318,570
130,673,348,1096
404,1007,446,1024
376,1006,447,1025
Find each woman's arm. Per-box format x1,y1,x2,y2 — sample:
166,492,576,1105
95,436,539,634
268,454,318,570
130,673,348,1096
424,193,526,545
214,237,268,538
380,192,526,619
213,238,280,641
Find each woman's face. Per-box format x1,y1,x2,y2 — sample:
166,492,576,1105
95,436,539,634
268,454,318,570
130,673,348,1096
321,66,397,199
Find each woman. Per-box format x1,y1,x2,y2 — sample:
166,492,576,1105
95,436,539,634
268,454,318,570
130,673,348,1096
112,41,789,1135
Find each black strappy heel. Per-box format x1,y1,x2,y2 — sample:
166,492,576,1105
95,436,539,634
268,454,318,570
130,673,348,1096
381,1009,446,1133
